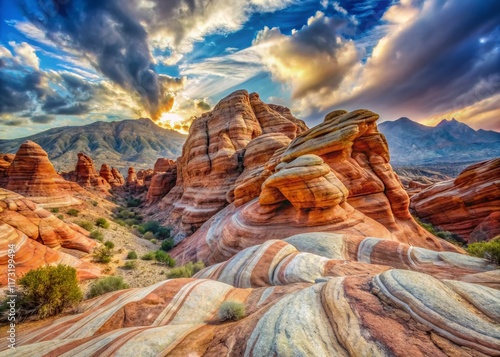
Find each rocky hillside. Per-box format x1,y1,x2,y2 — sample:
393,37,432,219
0,118,186,172
379,117,500,165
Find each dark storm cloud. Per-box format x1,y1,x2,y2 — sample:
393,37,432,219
31,114,55,123
196,100,211,111
18,0,168,118
2,119,28,126
330,0,500,118
0,69,44,114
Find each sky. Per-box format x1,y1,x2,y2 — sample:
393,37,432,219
0,0,499,139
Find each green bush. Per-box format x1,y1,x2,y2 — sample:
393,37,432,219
217,301,245,321
126,198,142,207
143,231,155,240
91,200,98,207
93,246,113,263
126,251,138,260
96,218,110,229
155,250,176,267
166,261,205,279
122,261,137,270
467,240,500,264
89,230,104,242
104,241,115,249
87,276,129,299
50,208,59,214
137,220,161,235
141,252,155,261
161,238,175,252
66,209,80,217
16,265,82,320
157,227,171,239
57,214,64,220
77,220,94,231
414,216,464,246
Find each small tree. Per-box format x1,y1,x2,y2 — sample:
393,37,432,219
467,240,500,264
161,238,175,252
155,250,176,267
17,265,82,319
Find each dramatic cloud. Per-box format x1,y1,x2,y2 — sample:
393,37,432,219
30,114,55,124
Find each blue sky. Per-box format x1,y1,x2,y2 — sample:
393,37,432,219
0,0,499,138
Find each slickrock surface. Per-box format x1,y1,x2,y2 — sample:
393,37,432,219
0,189,99,285
170,108,458,264
5,269,499,356
66,153,111,191
411,158,500,241
152,90,306,239
99,164,125,187
3,141,83,207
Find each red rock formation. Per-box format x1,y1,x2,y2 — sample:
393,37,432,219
153,158,176,173
68,153,111,191
146,168,177,205
153,90,307,239
0,153,15,186
99,164,125,187
411,158,500,241
170,109,457,264
4,141,83,207
126,167,137,186
0,188,99,285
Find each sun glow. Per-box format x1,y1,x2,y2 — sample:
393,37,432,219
158,112,189,134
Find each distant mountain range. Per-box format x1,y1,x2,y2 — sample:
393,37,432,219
378,117,500,166
0,118,186,172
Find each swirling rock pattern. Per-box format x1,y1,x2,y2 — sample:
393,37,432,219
153,90,306,240
3,141,83,208
0,188,99,285
411,158,500,241
5,268,498,356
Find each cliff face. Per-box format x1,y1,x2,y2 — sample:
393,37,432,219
411,158,500,242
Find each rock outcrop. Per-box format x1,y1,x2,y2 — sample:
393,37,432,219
3,141,83,208
65,153,111,192
411,158,500,242
146,165,177,205
153,158,176,173
170,108,458,265
6,248,499,356
0,153,14,186
99,164,125,187
0,188,99,285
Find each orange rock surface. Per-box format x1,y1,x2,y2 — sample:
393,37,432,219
99,164,125,187
411,158,500,241
153,158,176,173
152,90,306,239
0,188,99,285
4,141,83,207
66,153,111,192
0,153,14,186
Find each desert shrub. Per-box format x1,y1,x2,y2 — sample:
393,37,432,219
113,218,127,226
96,218,110,229
87,276,129,299
166,261,205,279
104,240,115,249
126,251,138,260
89,230,104,242
66,209,80,217
414,216,464,246
218,301,245,321
91,200,98,207
50,208,59,214
137,220,161,234
157,227,171,239
161,238,175,252
150,238,158,244
57,214,64,220
141,252,155,261
155,250,176,267
122,261,137,270
143,231,155,240
467,240,500,264
77,220,94,231
93,246,113,263
126,198,142,207
13,265,82,320
124,218,139,226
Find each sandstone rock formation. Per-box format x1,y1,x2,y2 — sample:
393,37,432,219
65,153,111,192
0,188,99,285
411,158,500,242
153,158,176,173
6,258,498,356
3,141,83,207
170,108,458,265
151,90,307,239
99,164,125,187
0,153,14,186
146,165,177,205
